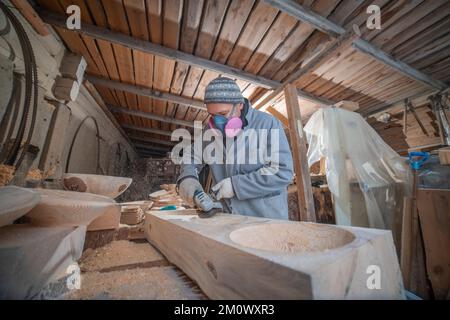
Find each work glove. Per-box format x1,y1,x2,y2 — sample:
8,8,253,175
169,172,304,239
178,177,203,207
211,177,234,200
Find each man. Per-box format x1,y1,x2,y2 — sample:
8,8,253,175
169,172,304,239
177,77,293,220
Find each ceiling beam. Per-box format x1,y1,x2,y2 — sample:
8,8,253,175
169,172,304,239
86,75,205,110
108,105,196,128
133,142,170,153
135,149,167,157
122,123,193,140
264,0,447,91
129,136,176,147
264,0,344,37
39,9,331,107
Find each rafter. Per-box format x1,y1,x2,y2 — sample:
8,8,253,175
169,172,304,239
108,105,196,128
86,75,205,110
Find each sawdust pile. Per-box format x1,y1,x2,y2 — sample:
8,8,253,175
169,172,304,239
80,240,163,272
65,266,204,300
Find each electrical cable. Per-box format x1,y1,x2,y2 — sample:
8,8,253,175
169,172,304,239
0,2,38,169
65,115,104,175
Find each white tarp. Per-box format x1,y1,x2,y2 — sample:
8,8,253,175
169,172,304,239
304,107,411,229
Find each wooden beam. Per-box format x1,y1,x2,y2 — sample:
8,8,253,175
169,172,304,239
108,105,196,128
121,123,173,137
39,10,278,89
144,211,405,299
133,142,169,153
38,9,330,106
263,0,344,37
122,123,193,140
264,0,447,91
129,136,176,147
86,75,205,110
10,0,50,36
284,84,316,222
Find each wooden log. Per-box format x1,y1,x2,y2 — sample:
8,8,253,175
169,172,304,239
144,211,405,299
284,84,316,222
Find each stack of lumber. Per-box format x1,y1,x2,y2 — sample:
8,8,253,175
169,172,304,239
367,103,445,155
150,184,187,210
119,201,152,225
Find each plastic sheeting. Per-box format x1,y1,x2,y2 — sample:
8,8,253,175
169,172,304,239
304,107,411,230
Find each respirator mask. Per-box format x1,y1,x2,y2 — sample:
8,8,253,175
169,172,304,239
208,103,243,138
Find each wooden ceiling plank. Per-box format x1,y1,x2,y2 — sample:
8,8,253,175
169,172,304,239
40,9,284,88
226,1,279,69
84,0,125,109
264,0,447,91
160,0,183,130
244,12,298,75
181,0,230,123
369,0,446,48
384,3,450,55
101,0,140,128
172,0,204,124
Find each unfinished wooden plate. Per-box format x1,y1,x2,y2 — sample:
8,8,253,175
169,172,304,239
62,173,132,198
0,186,41,227
26,189,119,227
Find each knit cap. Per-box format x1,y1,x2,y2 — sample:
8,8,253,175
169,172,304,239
204,77,244,105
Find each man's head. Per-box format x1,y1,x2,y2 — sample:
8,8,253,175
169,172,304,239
204,77,245,137
204,77,244,117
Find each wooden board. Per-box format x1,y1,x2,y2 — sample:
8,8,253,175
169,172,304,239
284,84,316,222
438,147,450,165
145,211,405,299
416,188,450,299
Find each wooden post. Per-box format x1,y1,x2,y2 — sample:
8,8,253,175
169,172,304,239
284,84,316,222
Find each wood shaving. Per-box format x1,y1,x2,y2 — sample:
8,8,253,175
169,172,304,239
64,266,205,300
79,240,163,272
0,165,15,186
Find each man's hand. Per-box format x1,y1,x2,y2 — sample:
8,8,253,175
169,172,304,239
211,178,234,200
178,177,203,207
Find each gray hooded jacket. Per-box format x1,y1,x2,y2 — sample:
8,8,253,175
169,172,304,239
176,100,294,220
